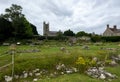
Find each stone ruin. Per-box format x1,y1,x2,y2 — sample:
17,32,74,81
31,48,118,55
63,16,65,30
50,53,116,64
86,67,117,81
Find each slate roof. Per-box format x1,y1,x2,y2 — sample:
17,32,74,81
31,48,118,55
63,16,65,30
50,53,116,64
109,28,120,33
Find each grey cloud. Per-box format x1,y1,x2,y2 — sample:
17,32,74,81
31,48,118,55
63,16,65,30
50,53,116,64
40,0,73,17
0,0,120,34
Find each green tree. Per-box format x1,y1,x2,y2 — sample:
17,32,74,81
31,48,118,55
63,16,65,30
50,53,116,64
1,4,23,22
76,31,91,37
1,4,34,38
30,23,38,35
64,29,75,36
0,17,13,41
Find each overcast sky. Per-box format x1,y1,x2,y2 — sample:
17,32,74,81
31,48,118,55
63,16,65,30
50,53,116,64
0,0,120,35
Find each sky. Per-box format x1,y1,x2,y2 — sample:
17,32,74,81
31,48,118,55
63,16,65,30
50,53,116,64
0,0,120,35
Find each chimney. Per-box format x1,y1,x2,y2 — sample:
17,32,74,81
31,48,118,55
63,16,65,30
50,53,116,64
113,25,117,29
107,24,109,28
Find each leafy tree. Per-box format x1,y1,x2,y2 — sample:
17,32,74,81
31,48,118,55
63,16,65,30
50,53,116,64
76,31,92,37
0,17,13,41
1,4,23,22
56,31,65,40
0,4,35,38
30,24,38,35
76,31,87,37
91,35,102,42
64,29,75,36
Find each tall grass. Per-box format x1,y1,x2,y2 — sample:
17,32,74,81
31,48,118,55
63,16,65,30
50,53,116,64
0,41,120,81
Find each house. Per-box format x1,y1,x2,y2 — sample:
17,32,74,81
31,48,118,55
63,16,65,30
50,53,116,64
103,24,120,36
43,22,58,36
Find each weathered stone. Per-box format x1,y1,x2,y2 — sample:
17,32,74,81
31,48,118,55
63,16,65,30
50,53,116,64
99,74,106,80
35,73,41,76
56,63,65,70
3,43,10,46
33,78,38,82
50,73,55,77
29,72,33,76
82,45,89,50
61,72,64,75
72,67,78,72
86,67,117,80
60,47,66,52
17,42,21,45
4,75,12,82
92,57,98,62
66,70,73,74
14,75,19,79
23,73,28,78
118,55,120,59
109,60,118,66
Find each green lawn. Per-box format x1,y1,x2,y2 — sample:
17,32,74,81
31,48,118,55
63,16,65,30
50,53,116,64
0,41,120,82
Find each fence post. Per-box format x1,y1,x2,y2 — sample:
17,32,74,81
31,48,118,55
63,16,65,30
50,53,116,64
10,44,16,81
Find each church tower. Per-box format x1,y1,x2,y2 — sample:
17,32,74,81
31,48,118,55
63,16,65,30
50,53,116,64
43,21,49,36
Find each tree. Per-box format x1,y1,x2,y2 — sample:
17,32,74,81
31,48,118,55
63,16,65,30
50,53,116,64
56,31,65,40
76,31,91,37
30,24,38,35
1,4,23,22
0,4,34,38
64,29,75,36
0,17,13,41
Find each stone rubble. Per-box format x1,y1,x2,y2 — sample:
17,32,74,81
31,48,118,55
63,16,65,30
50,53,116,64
86,67,117,80
4,75,12,82
4,62,118,81
33,78,38,82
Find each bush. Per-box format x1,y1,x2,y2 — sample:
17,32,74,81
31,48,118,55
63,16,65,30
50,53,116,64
75,56,97,73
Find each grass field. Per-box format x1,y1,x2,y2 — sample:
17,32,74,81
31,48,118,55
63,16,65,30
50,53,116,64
0,41,120,82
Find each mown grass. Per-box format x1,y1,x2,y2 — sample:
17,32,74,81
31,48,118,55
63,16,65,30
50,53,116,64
0,41,120,82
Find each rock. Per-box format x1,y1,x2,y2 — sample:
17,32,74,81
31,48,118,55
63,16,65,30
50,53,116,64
17,42,21,45
61,72,64,75
118,55,120,59
29,72,33,76
66,70,73,74
99,74,106,80
35,73,41,76
72,67,78,72
60,47,66,52
35,68,40,72
3,43,10,46
14,75,19,79
4,75,12,82
33,78,38,82
112,56,120,61
82,45,89,50
56,63,65,70
23,73,28,78
105,72,117,79
33,68,40,73
54,72,58,75
109,60,118,66
98,67,104,70
50,73,55,77
86,67,117,81
92,57,98,62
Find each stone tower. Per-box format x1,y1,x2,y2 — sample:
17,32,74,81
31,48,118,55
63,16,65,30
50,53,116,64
43,21,49,36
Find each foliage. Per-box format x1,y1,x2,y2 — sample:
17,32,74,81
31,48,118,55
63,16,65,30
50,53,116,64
75,56,97,73
0,4,38,40
30,24,38,35
101,36,120,42
0,42,120,81
76,31,92,37
0,17,13,41
91,35,102,42
1,4,23,21
64,29,75,36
